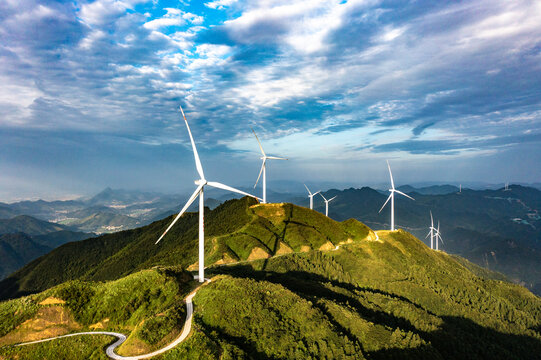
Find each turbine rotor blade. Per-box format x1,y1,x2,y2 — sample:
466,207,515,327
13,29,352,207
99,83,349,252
379,193,392,213
254,160,265,188
430,211,434,226
329,196,337,202
180,106,205,180
251,128,266,156
156,184,203,244
266,156,288,160
304,183,311,195
313,190,321,196
387,160,395,190
208,181,261,200
319,193,327,201
394,189,415,201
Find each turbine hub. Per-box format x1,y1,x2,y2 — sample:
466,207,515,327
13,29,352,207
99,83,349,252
194,179,207,186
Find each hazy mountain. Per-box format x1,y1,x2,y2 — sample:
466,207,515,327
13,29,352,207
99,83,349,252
59,212,141,234
0,198,540,359
0,215,67,236
397,184,460,195
0,233,51,280
0,215,94,280
85,187,163,206
1,199,85,220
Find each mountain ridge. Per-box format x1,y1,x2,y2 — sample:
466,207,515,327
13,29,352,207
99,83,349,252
0,211,540,359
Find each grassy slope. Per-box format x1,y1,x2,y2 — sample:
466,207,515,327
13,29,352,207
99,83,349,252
0,197,373,300
165,230,540,360
0,267,194,359
1,201,540,359
7,230,537,359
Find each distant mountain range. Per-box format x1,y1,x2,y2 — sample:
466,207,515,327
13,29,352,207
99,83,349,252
0,215,93,280
1,185,540,294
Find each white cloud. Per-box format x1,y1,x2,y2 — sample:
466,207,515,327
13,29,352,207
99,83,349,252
78,29,107,50
144,8,185,30
205,0,238,10
79,0,129,26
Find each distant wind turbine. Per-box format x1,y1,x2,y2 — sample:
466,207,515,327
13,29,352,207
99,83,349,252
379,160,415,231
504,182,511,191
320,193,337,217
252,128,287,204
156,106,260,283
435,221,444,251
304,184,321,210
425,211,436,249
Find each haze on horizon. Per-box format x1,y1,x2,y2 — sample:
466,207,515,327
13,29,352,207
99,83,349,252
1,0,540,202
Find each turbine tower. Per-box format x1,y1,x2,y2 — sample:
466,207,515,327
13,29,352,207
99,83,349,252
304,184,321,210
319,193,337,217
504,182,510,191
425,211,436,249
379,160,415,231
156,106,260,283
435,221,444,251
252,129,287,204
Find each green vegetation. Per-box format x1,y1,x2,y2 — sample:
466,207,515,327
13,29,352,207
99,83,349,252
0,200,540,359
0,295,40,338
178,230,541,359
0,267,195,359
0,197,374,300
0,335,111,360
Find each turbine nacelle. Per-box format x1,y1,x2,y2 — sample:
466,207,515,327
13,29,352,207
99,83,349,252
194,179,207,186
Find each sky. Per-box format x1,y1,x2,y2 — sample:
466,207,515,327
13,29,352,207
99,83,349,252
1,0,540,201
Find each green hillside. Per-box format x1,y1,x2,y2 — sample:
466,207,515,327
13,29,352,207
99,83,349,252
0,197,374,300
0,215,67,236
0,226,540,359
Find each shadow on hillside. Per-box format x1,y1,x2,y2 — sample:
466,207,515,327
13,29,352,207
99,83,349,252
209,265,541,360
199,322,281,360
0,277,32,301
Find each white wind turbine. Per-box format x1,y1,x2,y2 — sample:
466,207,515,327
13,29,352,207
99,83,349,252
156,106,260,283
425,211,437,249
319,193,337,217
252,128,287,204
435,221,444,251
304,184,321,210
379,160,415,231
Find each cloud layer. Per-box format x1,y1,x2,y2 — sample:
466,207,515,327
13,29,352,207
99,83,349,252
1,0,540,199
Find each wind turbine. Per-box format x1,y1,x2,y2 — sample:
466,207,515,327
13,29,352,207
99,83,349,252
252,129,287,204
435,221,444,251
425,211,436,249
304,184,321,210
504,182,511,191
156,106,260,283
379,160,415,231
319,193,337,217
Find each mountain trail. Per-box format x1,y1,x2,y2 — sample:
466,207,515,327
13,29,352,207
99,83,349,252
13,277,212,359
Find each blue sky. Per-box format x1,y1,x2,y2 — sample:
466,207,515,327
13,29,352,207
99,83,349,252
1,0,540,200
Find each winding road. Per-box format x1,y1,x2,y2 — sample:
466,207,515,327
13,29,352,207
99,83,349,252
14,278,210,359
